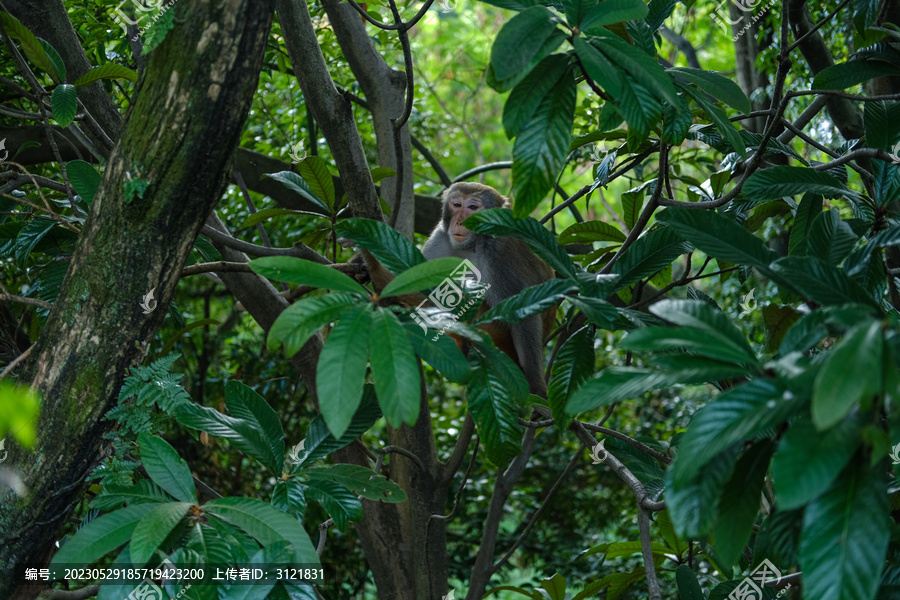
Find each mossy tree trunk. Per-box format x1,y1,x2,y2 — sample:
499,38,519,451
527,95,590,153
0,0,274,596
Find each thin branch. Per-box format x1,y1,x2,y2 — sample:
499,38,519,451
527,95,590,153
373,444,425,473
0,294,52,310
451,161,512,184
581,424,671,464
0,345,33,381
181,261,255,276
200,224,330,264
638,505,662,600
432,432,479,522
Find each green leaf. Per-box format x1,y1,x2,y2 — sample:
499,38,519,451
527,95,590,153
130,502,192,564
788,193,823,256
297,156,336,210
548,326,595,428
38,38,66,83
567,296,619,329
370,166,396,183
813,60,900,90
487,30,567,93
480,0,539,9
317,305,372,439
51,84,78,128
66,160,102,205
303,464,407,502
294,388,381,469
666,445,739,538
621,187,644,231
478,279,574,324
657,207,779,270
812,320,883,430
863,100,900,152
369,308,421,428
203,497,319,564
464,208,577,278
0,13,61,82
611,226,691,289
381,257,465,298
675,564,704,600
91,479,174,510
772,416,861,510
264,171,330,213
679,83,745,157
853,0,881,34
573,36,624,98
140,8,175,54
558,220,626,244
567,368,674,414
647,299,758,366
743,165,859,201
224,381,285,472
249,256,368,295
268,292,360,357
137,433,197,502
490,6,561,82
561,0,596,28
468,347,525,468
714,440,775,566
302,479,362,531
670,379,800,486
798,462,889,600
806,209,859,266
48,503,156,566
15,218,58,267
668,67,751,113
769,256,880,309
581,0,649,30
588,30,679,106
241,207,308,228
504,54,571,139
72,63,138,86
402,322,472,383
511,69,577,217
335,218,426,274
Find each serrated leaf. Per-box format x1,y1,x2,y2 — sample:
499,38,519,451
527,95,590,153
49,503,156,566
490,6,561,82
294,389,381,469
581,0,648,30
769,256,880,308
302,479,362,531
224,381,285,472
504,54,571,139
369,308,420,428
317,305,372,439
558,220,626,244
813,60,900,90
548,326,594,428
91,479,175,510
335,218,426,274
38,38,66,83
249,256,368,295
668,67,751,113
806,210,859,266
611,226,691,289
66,160,102,205
51,84,77,128
15,218,58,267
137,433,197,502
381,257,464,298
573,36,624,98
0,13,61,82
788,193,823,256
477,279,574,324
621,188,644,231
588,30,679,106
402,321,471,383
130,502,192,564
743,165,859,201
680,83,745,157
666,445,739,538
267,292,360,357
303,464,407,502
297,156,336,210
676,564,704,600
468,347,525,467
264,171,330,213
72,63,138,86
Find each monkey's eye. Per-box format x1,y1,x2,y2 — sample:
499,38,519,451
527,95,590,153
468,203,479,211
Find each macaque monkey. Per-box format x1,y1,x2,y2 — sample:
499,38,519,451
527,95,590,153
422,182,555,397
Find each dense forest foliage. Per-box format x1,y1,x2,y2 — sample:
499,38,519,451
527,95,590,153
1,0,900,599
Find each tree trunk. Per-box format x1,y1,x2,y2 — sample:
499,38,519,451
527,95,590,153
0,1,274,597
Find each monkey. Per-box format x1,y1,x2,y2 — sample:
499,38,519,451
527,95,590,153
421,182,555,398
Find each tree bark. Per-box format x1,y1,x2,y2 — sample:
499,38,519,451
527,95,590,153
0,1,274,598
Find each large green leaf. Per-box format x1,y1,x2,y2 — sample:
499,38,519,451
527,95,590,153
714,441,775,566
679,83,745,157
130,502,192,564
504,55,570,140
611,226,691,289
770,256,880,309
670,379,800,486
581,0,649,30
806,209,859,266
490,6,561,82
657,207,779,270
788,193,823,256
174,403,282,472
467,348,525,467
49,503,156,565
558,220,626,244
0,13,61,82
15,218,58,267
66,160,102,205
302,479,362,531
812,320,883,429
772,416,861,510
464,208,577,278
743,165,859,201
668,67,751,113
92,479,174,510
548,326,595,428
203,497,319,564
666,445,739,538
511,68,577,217
573,36,624,98
369,308,421,428
294,388,381,469
477,279,574,324
297,156,336,211
403,321,471,383
487,30,567,93
317,305,372,439
264,171,329,213
72,63,138,86
51,84,78,128
864,100,900,153
813,60,900,90
588,30,679,106
798,462,889,600
335,218,426,274
224,381,286,472
137,433,197,502
675,564,705,600
268,292,360,357
567,368,675,415
249,256,368,295
381,257,464,298
647,300,758,366
37,38,66,84
303,464,407,502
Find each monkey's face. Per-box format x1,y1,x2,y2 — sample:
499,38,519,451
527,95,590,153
447,194,484,248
